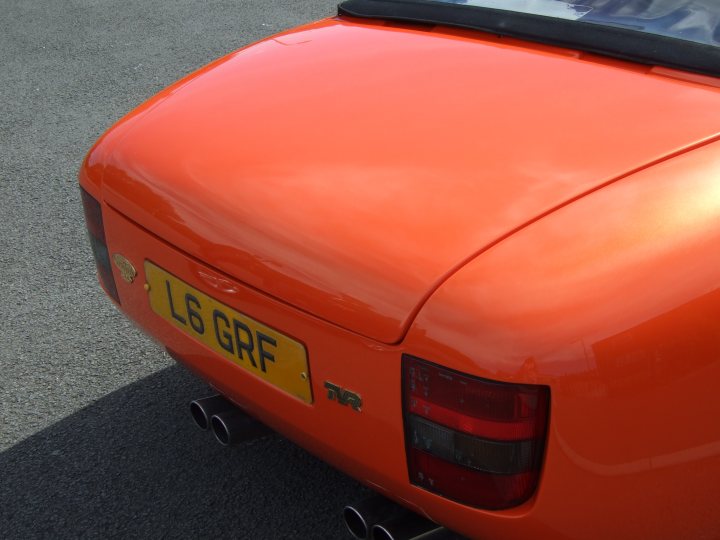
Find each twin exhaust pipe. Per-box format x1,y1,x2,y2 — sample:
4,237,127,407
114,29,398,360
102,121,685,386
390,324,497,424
189,396,455,539
190,394,271,446
344,496,454,540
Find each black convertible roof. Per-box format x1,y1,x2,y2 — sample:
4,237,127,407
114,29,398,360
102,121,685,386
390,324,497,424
338,0,720,78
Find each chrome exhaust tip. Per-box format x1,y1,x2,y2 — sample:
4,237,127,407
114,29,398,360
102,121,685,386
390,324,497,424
210,409,272,446
343,505,370,539
343,496,399,539
189,394,234,430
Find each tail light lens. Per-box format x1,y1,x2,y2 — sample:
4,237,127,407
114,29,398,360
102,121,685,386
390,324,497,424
403,355,549,510
81,188,120,303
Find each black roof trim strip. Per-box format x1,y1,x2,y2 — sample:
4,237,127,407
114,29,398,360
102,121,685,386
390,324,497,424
338,0,720,78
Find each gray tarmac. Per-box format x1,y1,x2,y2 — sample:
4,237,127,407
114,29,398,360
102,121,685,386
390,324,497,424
0,1,371,538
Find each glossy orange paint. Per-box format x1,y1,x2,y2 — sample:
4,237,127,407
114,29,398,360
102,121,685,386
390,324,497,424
405,140,720,539
89,17,720,345
80,15,720,540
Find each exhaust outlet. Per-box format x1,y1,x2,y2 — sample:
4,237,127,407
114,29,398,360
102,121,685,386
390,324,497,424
343,496,400,539
189,395,234,430
371,512,443,540
210,409,272,446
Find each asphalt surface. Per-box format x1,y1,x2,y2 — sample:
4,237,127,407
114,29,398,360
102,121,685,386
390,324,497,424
0,1,373,538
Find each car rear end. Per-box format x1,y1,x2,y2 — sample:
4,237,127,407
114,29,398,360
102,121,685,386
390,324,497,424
79,6,720,539
80,179,559,539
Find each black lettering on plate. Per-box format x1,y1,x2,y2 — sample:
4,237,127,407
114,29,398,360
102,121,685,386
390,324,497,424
256,332,277,373
166,280,186,325
212,309,234,354
233,319,257,368
185,293,205,334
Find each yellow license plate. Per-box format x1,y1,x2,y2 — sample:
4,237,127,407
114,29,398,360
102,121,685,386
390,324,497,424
145,261,312,404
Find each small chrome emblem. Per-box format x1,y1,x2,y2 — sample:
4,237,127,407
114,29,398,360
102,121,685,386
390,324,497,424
113,254,137,284
324,381,362,412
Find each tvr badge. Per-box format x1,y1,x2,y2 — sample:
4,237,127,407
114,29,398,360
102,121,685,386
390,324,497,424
113,253,137,284
324,381,362,412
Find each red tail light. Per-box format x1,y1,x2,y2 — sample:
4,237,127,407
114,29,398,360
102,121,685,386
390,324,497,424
81,188,120,303
403,355,549,510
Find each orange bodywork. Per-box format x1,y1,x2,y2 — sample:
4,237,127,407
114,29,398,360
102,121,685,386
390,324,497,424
80,15,720,540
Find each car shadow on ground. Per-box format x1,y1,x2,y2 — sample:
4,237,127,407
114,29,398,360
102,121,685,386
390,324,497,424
0,364,369,539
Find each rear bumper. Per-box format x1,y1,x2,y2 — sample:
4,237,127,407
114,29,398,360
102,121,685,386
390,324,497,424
95,190,720,540
99,202,544,539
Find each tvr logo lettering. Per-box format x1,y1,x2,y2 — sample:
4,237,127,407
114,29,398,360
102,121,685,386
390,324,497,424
113,253,137,284
324,381,362,412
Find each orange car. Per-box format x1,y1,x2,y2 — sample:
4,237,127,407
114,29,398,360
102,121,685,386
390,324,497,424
79,1,720,539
